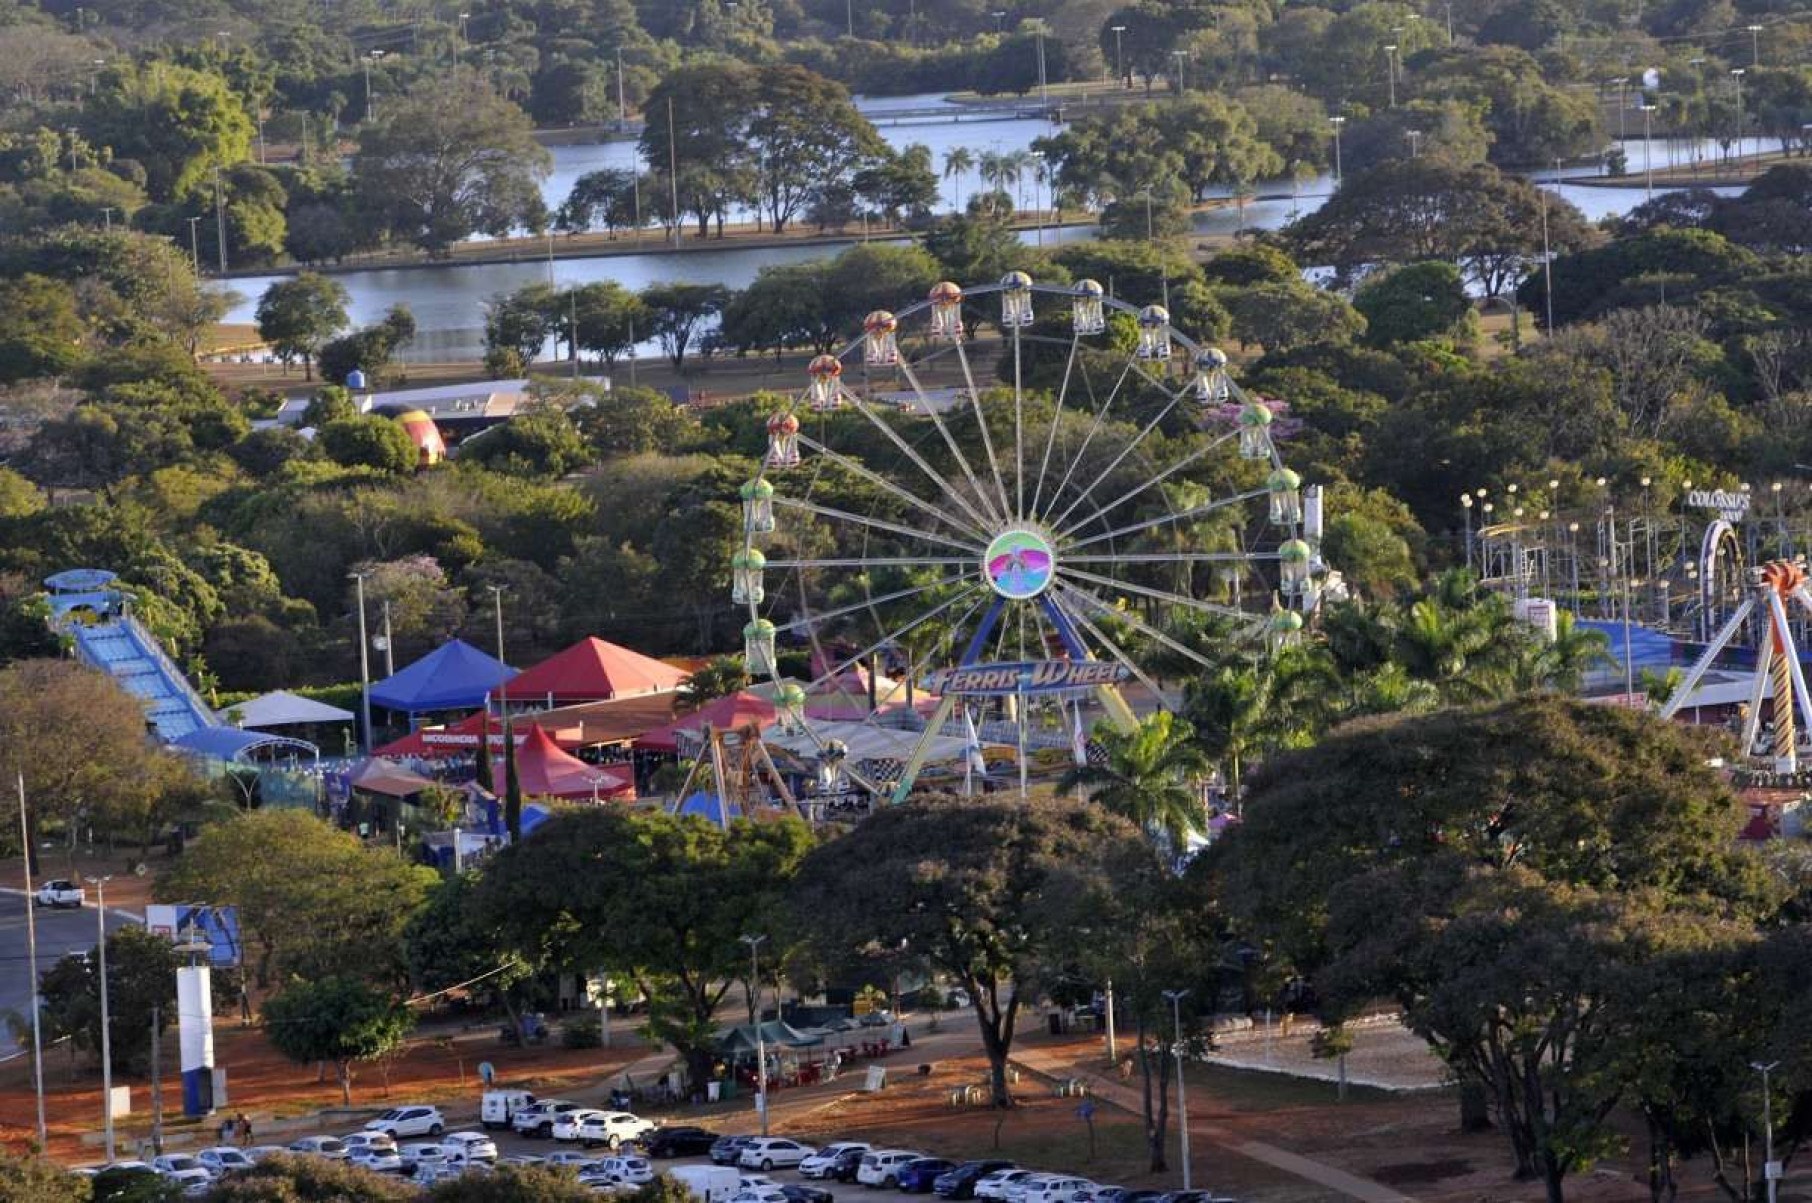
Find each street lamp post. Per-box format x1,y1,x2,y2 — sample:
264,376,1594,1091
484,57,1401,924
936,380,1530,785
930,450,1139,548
1641,103,1657,198
350,571,372,755
1329,116,1345,184
364,50,386,123
1384,45,1398,108
1110,25,1126,89
615,47,628,130
1461,494,1474,570
1406,129,1422,158
18,776,46,1147
1754,1060,1780,1203
1609,76,1627,143
1162,989,1191,1189
1748,23,1763,67
187,216,201,275
1171,49,1186,97
741,935,769,1136
1732,68,1747,163
97,875,116,1162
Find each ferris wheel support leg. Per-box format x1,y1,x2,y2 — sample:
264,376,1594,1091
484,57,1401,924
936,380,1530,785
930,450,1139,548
1660,598,1753,719
1039,596,1137,733
1742,635,1772,756
1094,685,1138,733
890,693,961,806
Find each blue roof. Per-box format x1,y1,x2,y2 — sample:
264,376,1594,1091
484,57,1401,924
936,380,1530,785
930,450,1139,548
370,638,516,714
172,727,317,761
677,792,744,825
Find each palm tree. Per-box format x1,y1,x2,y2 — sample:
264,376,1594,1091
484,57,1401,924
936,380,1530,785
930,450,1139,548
675,655,750,714
942,146,974,213
1059,710,1211,850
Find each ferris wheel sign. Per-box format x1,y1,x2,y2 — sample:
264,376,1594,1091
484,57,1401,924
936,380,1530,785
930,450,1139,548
1686,488,1751,522
924,660,1131,697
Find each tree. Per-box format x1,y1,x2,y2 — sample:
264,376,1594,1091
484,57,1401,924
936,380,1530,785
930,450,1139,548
317,306,417,388
38,925,177,1076
156,810,437,988
262,977,414,1105
317,416,420,475
942,146,975,211
255,274,349,380
641,282,730,372
1353,261,1474,347
569,282,649,366
1222,282,1365,352
484,284,558,371
205,1151,414,1201
354,69,552,254
0,274,84,382
1218,697,1764,1200
790,793,1151,1106
83,62,253,201
744,66,888,234
1058,710,1210,849
462,409,591,479
426,1164,597,1203
477,808,813,1089
673,656,749,713
0,1149,89,1203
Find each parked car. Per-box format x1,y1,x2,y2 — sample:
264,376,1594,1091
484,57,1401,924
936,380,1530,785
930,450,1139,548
543,1151,599,1169
399,1143,453,1176
739,1138,815,1171
738,1174,780,1190
442,1132,500,1165
515,1100,586,1139
287,1136,349,1160
342,1132,398,1156
242,1147,291,1165
895,1159,956,1194
973,1170,1036,1201
858,1151,925,1189
731,1187,789,1203
1154,1193,1239,1203
1023,1177,1093,1203
555,1110,606,1142
1076,1187,1131,1203
710,1135,758,1166
799,1142,870,1179
151,1155,213,1188
826,1148,869,1183
35,879,84,908
482,1088,538,1130
781,1186,834,1203
501,1155,547,1168
365,1105,446,1139
579,1111,658,1149
935,1161,1016,1198
195,1148,255,1176
644,1126,721,1158
594,1155,655,1186
348,1147,404,1174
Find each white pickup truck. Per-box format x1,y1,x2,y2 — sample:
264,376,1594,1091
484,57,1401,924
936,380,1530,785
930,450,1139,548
35,880,85,908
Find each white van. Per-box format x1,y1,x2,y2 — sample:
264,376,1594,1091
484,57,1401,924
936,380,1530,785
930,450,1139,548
669,1163,741,1203
481,1089,537,1131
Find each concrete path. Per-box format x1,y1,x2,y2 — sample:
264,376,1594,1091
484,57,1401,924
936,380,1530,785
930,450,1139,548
1010,1045,1418,1203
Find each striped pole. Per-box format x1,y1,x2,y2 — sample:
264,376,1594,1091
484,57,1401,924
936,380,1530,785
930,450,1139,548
1772,615,1797,768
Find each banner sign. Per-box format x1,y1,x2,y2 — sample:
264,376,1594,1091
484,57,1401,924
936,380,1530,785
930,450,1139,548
923,660,1130,696
146,904,242,968
1686,488,1751,522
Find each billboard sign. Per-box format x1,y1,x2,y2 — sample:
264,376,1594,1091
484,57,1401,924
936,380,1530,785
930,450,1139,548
145,904,242,968
923,660,1130,697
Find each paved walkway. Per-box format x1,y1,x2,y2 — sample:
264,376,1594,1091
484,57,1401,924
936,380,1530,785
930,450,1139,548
1010,1045,1418,1203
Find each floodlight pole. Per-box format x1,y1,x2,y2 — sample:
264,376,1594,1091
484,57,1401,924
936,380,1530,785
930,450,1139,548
18,774,46,1148
97,875,116,1162
1163,989,1191,1190
350,571,372,754
742,934,769,1135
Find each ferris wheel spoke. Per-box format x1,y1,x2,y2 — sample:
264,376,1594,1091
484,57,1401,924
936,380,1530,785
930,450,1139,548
1054,581,1221,672
765,556,979,570
1045,589,1168,703
951,337,1014,521
1064,551,1271,566
1012,323,1025,521
1045,374,1195,534
1041,356,1136,530
1055,430,1243,542
796,433,987,543
796,583,989,699
769,570,979,635
1056,565,1267,625
1027,334,1081,520
894,356,1006,529
772,496,981,555
829,381,1001,535
1063,485,1267,552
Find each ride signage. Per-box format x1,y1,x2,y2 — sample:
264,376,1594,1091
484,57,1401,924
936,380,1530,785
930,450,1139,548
923,660,1130,696
1686,488,1751,522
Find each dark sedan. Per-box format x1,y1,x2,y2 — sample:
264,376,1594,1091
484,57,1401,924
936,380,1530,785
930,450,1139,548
934,1161,1017,1199
782,1185,834,1203
644,1127,722,1158
710,1135,757,1166
828,1147,868,1182
897,1159,958,1193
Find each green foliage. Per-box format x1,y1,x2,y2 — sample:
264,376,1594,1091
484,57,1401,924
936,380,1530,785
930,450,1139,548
262,977,415,1105
84,62,254,201
426,1164,596,1203
203,1151,414,1201
463,409,592,479
0,1149,89,1203
255,273,349,379
1353,261,1474,347
1058,710,1211,848
39,926,177,1075
0,274,84,382
1222,282,1365,352
317,416,419,474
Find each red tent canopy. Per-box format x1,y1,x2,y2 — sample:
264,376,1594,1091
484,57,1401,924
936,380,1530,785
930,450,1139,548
504,637,686,706
497,723,635,801
633,691,780,753
373,711,585,758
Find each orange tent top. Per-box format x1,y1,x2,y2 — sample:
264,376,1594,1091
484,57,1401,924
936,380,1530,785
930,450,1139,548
504,637,687,705
495,723,635,801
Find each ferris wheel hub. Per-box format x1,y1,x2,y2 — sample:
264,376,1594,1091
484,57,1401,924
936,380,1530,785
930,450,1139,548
983,527,1057,600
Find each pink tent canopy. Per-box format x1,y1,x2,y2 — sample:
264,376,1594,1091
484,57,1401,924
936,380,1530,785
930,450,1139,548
494,723,635,801
504,637,686,706
633,691,779,753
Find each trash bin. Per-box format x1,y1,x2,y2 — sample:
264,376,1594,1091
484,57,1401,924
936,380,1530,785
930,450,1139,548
706,1081,721,1103
1048,1012,1064,1036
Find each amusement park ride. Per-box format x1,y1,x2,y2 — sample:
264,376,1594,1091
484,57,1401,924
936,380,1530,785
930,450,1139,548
725,275,1323,807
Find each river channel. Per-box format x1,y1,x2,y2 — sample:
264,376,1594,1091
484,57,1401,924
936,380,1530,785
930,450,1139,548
217,91,1757,364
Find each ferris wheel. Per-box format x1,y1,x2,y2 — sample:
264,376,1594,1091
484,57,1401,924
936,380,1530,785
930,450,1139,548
732,275,1317,807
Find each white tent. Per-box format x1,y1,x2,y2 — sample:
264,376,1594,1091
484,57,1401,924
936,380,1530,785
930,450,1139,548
222,690,356,729
765,721,984,767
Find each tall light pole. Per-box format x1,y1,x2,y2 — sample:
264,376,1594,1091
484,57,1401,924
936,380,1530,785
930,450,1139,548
1747,23,1763,67
100,206,115,232
213,164,228,274
1461,494,1474,571
1732,68,1747,163
845,0,853,38
615,46,627,129
1162,989,1191,1190
1329,115,1345,184
18,776,46,1148
1406,128,1423,158
96,875,117,1162
364,50,385,123
1442,0,1453,44
1110,25,1126,88
1609,76,1627,144
1640,103,1657,198
350,571,372,754
741,934,769,1136
186,216,201,275
1035,23,1049,116
1384,44,1398,108
1539,165,1555,333
1170,49,1186,97
1754,1060,1780,1203
487,583,510,802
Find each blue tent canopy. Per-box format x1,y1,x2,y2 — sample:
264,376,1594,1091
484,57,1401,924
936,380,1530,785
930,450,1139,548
676,792,744,825
370,639,516,715
172,726,317,762
1577,619,1679,690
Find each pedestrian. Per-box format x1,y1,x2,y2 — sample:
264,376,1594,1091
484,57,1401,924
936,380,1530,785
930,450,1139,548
237,1113,252,1146
218,1117,234,1144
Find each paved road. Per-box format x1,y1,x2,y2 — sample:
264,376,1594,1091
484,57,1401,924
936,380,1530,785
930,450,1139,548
0,889,137,1058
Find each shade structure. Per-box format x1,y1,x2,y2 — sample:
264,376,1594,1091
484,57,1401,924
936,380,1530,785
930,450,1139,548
172,726,318,762
803,665,936,721
222,690,354,728
370,639,515,715
764,720,977,767
348,757,437,798
373,711,585,758
634,692,780,753
714,1020,824,1053
504,637,686,706
495,723,635,801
